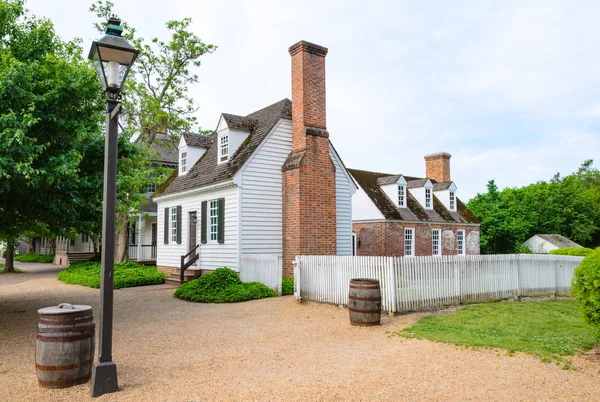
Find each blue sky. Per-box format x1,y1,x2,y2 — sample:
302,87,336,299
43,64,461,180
25,0,600,200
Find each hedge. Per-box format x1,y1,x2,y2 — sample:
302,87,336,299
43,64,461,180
14,253,55,263
572,248,600,337
58,261,168,289
282,278,294,296
550,247,594,257
174,267,276,303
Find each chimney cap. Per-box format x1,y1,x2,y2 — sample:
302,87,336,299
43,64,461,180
289,40,328,57
424,152,451,160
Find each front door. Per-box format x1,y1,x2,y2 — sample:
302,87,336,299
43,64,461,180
189,212,197,258
151,223,157,259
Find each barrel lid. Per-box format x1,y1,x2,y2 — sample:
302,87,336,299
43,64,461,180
38,303,92,315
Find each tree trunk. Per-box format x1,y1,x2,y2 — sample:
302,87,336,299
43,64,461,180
114,212,129,263
3,241,15,273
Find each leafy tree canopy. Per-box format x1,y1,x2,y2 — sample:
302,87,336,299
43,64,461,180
468,161,600,254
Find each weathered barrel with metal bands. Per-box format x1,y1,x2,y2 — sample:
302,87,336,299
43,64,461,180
36,304,95,388
348,278,381,326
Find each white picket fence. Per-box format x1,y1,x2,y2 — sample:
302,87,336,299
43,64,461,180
240,254,282,294
294,254,584,313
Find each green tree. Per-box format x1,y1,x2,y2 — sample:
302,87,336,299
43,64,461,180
468,161,600,254
0,0,106,272
90,1,216,262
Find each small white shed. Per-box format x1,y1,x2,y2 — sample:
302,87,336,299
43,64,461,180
523,234,583,254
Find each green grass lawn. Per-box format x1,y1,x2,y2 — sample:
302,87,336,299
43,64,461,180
397,300,597,368
58,261,168,289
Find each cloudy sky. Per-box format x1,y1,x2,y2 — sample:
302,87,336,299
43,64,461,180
26,0,599,200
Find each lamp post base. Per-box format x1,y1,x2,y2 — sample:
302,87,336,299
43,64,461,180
90,361,118,397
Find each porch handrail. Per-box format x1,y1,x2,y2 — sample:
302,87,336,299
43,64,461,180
180,244,200,282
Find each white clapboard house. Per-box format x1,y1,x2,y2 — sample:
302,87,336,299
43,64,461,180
153,41,356,284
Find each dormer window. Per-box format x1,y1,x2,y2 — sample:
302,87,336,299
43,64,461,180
398,184,406,208
449,191,455,210
180,151,187,173
425,188,432,209
220,134,229,163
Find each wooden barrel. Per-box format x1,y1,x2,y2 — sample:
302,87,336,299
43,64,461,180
36,304,95,388
349,278,381,326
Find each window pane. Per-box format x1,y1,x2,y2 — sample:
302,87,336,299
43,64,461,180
432,229,440,256
210,200,219,241
404,228,413,256
171,207,177,242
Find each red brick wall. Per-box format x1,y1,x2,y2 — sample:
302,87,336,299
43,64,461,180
282,41,336,277
353,221,480,256
424,152,451,183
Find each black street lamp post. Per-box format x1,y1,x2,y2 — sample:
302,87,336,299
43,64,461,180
87,16,138,398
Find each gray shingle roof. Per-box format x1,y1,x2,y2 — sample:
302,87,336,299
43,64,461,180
536,234,582,248
406,178,429,189
183,133,212,148
140,198,157,213
150,134,178,165
221,114,258,131
156,99,292,197
433,182,452,190
347,168,479,224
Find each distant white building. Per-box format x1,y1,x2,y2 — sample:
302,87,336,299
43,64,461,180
523,234,583,254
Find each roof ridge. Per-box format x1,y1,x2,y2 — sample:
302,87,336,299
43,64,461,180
246,98,291,118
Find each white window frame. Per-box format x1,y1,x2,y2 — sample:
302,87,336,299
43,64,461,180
404,228,415,257
171,207,177,243
432,229,441,256
425,188,432,209
449,191,456,211
219,134,229,163
209,199,219,242
398,185,406,208
180,151,187,174
457,229,465,255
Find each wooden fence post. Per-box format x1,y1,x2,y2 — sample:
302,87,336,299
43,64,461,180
387,258,398,315
293,258,301,301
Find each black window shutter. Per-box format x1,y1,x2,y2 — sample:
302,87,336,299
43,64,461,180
217,198,225,244
176,205,182,244
164,208,169,244
201,201,207,244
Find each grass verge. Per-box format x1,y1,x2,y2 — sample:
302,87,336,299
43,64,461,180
175,267,277,303
0,265,22,273
397,300,597,368
57,261,168,289
14,253,55,263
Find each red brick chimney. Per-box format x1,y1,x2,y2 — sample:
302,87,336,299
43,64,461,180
282,40,337,277
424,152,451,183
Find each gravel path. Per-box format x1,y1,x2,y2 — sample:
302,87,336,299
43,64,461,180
1,276,599,401
0,258,63,286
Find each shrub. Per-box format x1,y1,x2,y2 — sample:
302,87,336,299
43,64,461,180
551,247,594,257
514,244,533,254
14,253,55,263
174,267,277,303
282,278,294,296
572,248,600,336
57,261,168,289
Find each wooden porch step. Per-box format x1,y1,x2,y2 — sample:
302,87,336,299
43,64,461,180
163,269,202,286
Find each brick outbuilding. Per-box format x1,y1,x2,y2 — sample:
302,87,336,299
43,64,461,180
349,154,480,257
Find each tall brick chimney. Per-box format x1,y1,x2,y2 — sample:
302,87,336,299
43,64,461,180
424,152,451,183
282,40,337,277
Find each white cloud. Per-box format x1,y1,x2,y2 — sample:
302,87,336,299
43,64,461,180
24,0,600,202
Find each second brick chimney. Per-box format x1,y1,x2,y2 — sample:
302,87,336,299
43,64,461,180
282,40,337,277
424,152,451,183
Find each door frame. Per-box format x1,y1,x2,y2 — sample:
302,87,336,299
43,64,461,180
188,211,199,266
